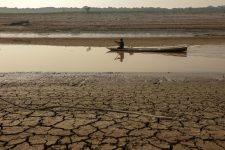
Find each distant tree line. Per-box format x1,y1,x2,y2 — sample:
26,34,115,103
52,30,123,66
0,6,225,13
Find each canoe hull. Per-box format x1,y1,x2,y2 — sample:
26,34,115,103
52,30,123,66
108,46,187,53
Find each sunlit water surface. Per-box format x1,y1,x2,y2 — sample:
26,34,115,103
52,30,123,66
0,44,225,72
0,32,193,38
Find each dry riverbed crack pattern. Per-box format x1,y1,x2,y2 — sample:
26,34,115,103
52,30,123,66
0,73,225,150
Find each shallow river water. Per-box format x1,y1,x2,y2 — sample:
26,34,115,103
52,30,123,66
0,44,225,72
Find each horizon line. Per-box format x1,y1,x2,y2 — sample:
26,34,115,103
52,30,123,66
1,5,224,9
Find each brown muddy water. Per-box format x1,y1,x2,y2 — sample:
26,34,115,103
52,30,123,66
0,44,225,72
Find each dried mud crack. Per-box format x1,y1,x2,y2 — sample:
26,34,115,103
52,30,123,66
0,73,225,150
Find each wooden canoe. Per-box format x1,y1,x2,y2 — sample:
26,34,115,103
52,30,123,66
108,46,187,53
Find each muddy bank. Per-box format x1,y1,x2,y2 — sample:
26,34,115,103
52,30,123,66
0,12,225,34
1,36,225,46
1,12,225,46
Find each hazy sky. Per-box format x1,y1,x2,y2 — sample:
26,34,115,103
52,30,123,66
0,0,224,8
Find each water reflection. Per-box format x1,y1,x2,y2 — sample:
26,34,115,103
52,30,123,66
109,51,187,62
86,46,92,52
114,52,125,62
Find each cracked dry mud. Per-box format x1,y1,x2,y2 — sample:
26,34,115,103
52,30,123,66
0,73,225,150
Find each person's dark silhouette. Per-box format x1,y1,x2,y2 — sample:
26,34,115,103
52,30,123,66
115,38,124,49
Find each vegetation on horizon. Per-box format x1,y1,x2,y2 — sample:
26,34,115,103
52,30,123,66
0,6,225,13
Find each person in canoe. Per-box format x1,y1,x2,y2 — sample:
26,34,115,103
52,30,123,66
115,38,124,49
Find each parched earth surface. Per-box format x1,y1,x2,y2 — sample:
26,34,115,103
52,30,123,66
0,73,225,150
